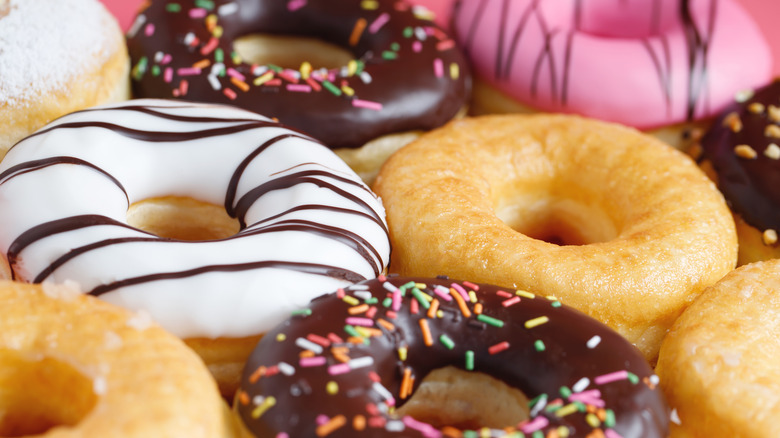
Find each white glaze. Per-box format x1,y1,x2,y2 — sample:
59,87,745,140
0,99,391,339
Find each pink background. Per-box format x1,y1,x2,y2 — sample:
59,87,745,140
100,0,780,77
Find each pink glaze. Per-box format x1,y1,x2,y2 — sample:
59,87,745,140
452,0,772,129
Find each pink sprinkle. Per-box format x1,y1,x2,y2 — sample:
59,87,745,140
226,68,245,81
163,67,173,83
501,296,521,307
276,433,289,438
307,333,331,347
520,416,549,434
450,283,470,302
605,430,625,438
368,416,386,428
433,58,444,78
337,288,346,298
568,390,606,408
189,8,207,18
288,0,306,11
161,53,172,65
346,317,374,327
412,41,423,53
144,23,155,37
265,78,282,86
177,67,202,76
201,37,219,55
595,370,630,385
223,88,237,100
278,70,300,83
286,84,312,93
437,39,456,51
299,356,327,367
352,99,383,111
496,290,513,298
433,285,453,301
316,414,329,425
463,281,480,291
368,371,381,383
328,363,351,375
327,332,343,344
392,290,402,311
179,79,189,96
403,416,437,434
410,298,419,315
369,12,390,34
366,306,378,319
306,77,322,91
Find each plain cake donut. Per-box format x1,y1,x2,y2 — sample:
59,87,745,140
235,275,669,438
0,99,391,397
373,114,737,361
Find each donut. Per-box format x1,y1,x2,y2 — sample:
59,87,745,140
656,259,780,437
235,275,669,437
694,79,780,266
0,280,247,437
451,0,772,150
0,0,130,160
0,99,391,397
373,114,737,361
125,0,471,184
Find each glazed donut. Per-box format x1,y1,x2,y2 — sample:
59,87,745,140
0,99,390,397
0,0,130,160
0,280,246,437
373,114,737,361
126,0,471,184
235,275,669,437
694,79,780,266
452,0,772,150
656,259,780,437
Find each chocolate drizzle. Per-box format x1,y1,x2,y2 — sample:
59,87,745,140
125,0,471,149
0,101,389,302
236,276,669,437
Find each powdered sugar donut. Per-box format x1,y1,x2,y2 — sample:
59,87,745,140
453,0,772,149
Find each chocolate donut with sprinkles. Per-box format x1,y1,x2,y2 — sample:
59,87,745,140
235,276,669,438
126,0,470,182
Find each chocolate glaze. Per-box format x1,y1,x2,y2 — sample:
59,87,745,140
126,0,471,149
0,102,388,297
699,79,780,232
236,276,669,437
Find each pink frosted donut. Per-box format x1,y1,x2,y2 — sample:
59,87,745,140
453,0,772,147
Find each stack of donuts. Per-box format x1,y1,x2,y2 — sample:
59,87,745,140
0,0,778,436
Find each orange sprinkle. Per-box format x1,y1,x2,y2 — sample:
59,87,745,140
230,77,250,92
449,288,472,318
441,426,462,437
349,18,368,46
299,350,316,359
353,415,366,431
400,367,413,399
237,390,250,405
376,318,395,331
192,58,211,69
419,318,433,347
474,302,483,315
347,336,365,345
249,365,266,383
427,298,440,319
316,415,347,437
348,304,370,315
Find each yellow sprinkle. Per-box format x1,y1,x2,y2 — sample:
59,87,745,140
253,71,275,86
205,14,218,31
212,25,223,38
554,403,579,418
450,63,460,80
360,0,379,9
326,381,339,395
436,310,444,318
300,61,312,80
341,85,355,96
557,426,570,437
525,316,549,329
586,413,601,428
546,295,558,301
342,295,360,306
276,333,286,342
398,346,408,361
347,60,359,76
251,396,276,419
480,427,491,437
468,290,477,303
516,290,535,299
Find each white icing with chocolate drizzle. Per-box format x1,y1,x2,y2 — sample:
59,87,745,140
0,99,391,339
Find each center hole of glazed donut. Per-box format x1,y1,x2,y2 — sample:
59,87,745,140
496,196,618,245
0,351,97,436
126,196,240,241
394,367,530,430
233,34,354,70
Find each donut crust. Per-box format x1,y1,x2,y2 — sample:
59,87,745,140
656,259,780,437
373,114,737,361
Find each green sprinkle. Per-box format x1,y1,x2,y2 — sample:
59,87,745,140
382,297,393,308
476,314,504,328
344,325,361,338
151,65,161,76
532,431,544,438
400,281,416,291
403,26,413,38
194,0,215,9
354,59,366,74
463,431,478,438
575,401,587,412
411,287,431,309
605,409,616,428
439,334,455,350
382,51,398,60
322,80,342,96
214,48,224,63
365,297,378,305
391,42,400,51
559,386,572,398
551,300,562,308
165,3,182,12
132,56,148,81
267,64,283,73
628,372,640,384
291,308,312,317
465,350,474,371
534,339,545,352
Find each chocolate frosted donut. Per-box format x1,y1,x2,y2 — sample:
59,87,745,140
697,79,780,264
126,0,470,150
236,276,669,438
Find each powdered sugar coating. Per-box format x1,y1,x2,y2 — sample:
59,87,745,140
0,0,119,106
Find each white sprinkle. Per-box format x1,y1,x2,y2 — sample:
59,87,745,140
359,71,373,84
208,74,222,90
385,420,405,432
218,2,239,15
154,51,165,63
649,374,660,386
572,377,590,393
382,281,400,292
414,26,427,41
127,13,147,38
372,381,394,402
353,290,373,301
348,356,374,370
587,335,602,349
184,32,196,45
278,362,296,376
253,395,264,405
529,393,547,417
253,65,269,76
210,62,225,76
295,337,323,355
670,408,681,425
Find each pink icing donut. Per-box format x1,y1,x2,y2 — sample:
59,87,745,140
453,0,772,133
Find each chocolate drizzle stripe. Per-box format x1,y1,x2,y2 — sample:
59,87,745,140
500,0,537,80
69,104,268,125
88,261,366,297
642,38,673,115
251,204,388,237
680,0,715,121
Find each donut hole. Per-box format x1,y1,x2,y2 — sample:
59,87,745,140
496,195,618,245
126,196,240,241
394,367,530,430
233,34,354,70
0,350,97,436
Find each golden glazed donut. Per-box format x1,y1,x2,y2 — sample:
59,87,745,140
373,114,737,361
0,0,130,160
0,280,247,437
656,259,780,437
